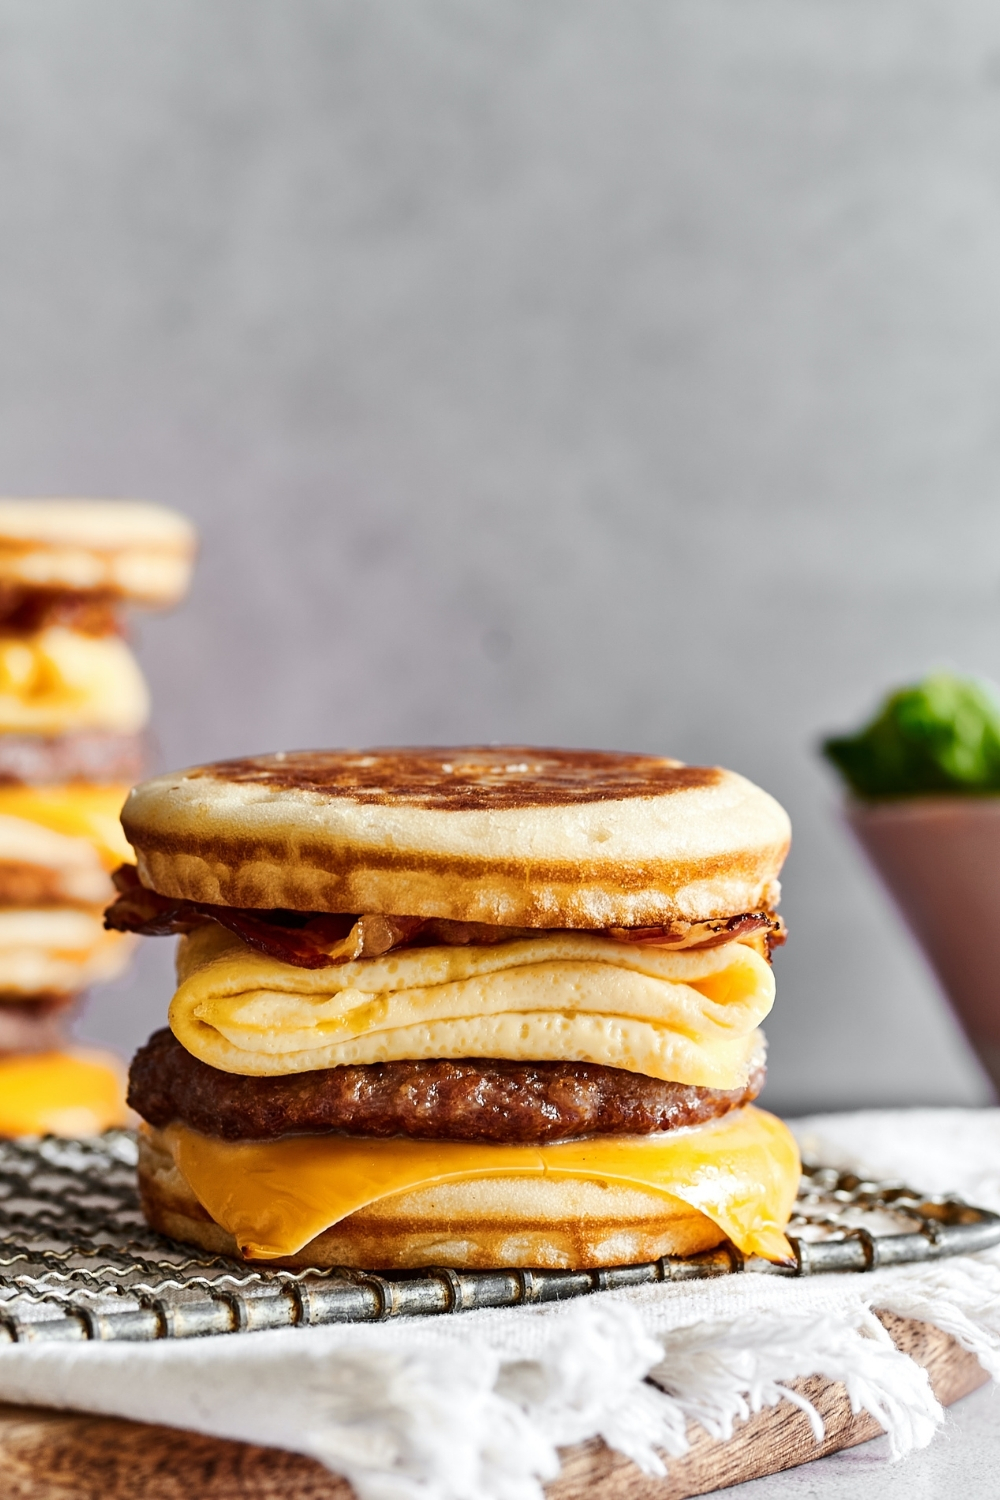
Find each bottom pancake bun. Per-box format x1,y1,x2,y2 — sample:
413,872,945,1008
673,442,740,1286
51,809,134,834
139,1125,734,1270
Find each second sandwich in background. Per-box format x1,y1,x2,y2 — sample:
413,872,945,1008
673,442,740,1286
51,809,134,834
0,500,196,1135
111,746,800,1271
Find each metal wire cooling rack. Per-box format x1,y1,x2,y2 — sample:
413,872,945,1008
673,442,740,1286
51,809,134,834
0,1131,997,1344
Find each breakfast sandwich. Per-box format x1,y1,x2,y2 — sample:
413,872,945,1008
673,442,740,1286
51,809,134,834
114,747,799,1271
0,499,195,1135
0,785,137,999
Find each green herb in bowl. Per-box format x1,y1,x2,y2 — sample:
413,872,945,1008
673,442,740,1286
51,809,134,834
822,672,1000,798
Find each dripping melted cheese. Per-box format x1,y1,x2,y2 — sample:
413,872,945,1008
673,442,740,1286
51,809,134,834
161,1104,800,1263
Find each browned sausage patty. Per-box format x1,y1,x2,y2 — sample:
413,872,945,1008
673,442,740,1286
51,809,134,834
0,732,144,786
129,1028,765,1144
0,993,77,1052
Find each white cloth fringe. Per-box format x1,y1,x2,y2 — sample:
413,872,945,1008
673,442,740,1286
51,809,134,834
0,1109,996,1500
268,1298,952,1500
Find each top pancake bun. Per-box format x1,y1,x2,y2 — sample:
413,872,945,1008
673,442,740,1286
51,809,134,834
122,747,791,928
0,500,196,606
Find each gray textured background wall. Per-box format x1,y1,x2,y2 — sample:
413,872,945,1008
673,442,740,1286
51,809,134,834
2,1,999,1112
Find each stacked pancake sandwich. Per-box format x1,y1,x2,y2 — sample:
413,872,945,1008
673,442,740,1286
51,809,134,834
113,747,800,1271
0,500,196,1135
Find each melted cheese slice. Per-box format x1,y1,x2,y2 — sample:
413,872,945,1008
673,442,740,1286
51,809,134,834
0,627,149,735
0,1049,127,1136
163,1105,800,1262
0,784,134,871
170,925,775,1087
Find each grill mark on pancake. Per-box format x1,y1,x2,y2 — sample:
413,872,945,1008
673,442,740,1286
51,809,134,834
131,838,784,891
180,747,722,810
131,839,788,923
129,1028,765,1144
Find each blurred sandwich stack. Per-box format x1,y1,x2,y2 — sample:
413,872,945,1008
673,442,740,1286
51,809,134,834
0,500,195,1135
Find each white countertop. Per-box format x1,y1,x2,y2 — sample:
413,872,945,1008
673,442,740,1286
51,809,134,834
727,1381,998,1499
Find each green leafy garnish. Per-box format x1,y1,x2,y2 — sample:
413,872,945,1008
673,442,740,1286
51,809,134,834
822,672,1000,797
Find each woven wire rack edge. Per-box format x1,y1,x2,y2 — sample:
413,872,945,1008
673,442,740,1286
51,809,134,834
0,1132,997,1344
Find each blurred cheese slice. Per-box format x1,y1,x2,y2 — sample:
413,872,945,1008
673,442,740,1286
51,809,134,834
170,925,775,1087
161,1104,800,1262
0,627,149,735
0,784,133,866
0,1048,127,1136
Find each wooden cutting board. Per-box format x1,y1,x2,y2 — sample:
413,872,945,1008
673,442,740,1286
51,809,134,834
0,1312,987,1500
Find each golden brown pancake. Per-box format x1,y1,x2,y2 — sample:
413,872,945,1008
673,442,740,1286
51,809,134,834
122,747,791,927
0,500,196,606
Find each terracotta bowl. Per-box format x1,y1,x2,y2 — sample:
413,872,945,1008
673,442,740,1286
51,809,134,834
848,797,1000,1094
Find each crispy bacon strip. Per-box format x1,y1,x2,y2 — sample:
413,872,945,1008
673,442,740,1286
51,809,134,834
104,866,422,967
0,587,123,637
607,912,786,953
105,865,785,968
